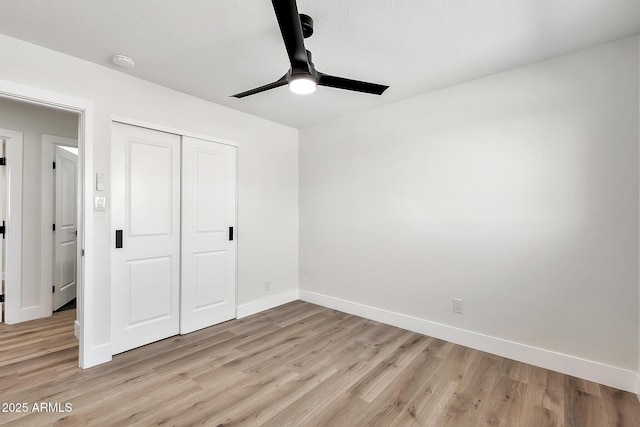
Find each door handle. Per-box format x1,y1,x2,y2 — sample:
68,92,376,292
229,226,234,241
115,230,123,248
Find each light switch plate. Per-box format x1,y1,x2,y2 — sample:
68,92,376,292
96,173,105,191
94,196,107,211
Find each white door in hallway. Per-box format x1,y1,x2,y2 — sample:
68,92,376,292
0,138,4,322
111,122,181,354
52,146,77,311
180,136,237,334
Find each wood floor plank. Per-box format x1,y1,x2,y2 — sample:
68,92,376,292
565,377,604,427
543,370,566,417
348,334,431,403
1,302,639,426
482,375,526,426
599,384,640,426
436,354,501,426
262,337,393,426
300,393,370,427
211,365,337,426
511,383,562,427
262,371,359,427
286,318,376,373
356,346,444,426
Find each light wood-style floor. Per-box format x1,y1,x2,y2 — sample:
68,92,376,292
1,301,639,426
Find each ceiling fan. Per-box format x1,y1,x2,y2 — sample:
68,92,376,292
231,0,389,98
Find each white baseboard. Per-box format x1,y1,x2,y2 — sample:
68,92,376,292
299,290,638,394
236,289,299,319
636,373,640,401
80,342,112,369
74,320,80,339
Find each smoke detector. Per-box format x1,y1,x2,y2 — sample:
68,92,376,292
111,54,135,69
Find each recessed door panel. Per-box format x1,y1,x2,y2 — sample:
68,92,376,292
58,241,76,290
59,155,76,227
194,251,227,309
129,141,173,237
128,257,173,325
195,151,226,233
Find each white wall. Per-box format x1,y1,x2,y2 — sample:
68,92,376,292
637,38,640,392
0,99,77,313
300,36,639,375
0,34,298,363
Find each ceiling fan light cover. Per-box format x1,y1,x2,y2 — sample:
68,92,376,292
289,74,317,94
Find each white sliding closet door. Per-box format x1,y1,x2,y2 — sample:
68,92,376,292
180,136,237,334
111,123,181,354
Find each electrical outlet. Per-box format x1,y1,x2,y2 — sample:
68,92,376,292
453,298,463,314
264,281,271,292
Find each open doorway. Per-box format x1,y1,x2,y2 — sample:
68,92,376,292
0,80,95,368
0,98,78,325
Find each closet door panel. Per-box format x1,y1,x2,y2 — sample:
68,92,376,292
111,122,181,354
181,136,237,334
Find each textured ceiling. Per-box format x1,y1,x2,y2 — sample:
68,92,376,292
0,0,638,128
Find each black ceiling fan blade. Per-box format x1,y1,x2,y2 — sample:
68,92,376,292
231,75,288,98
272,0,308,69
318,73,389,95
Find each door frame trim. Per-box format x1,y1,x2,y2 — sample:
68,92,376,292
0,127,23,324
41,135,78,318
111,115,239,147
0,79,96,368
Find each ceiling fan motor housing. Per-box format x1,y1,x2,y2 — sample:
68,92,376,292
300,14,313,38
